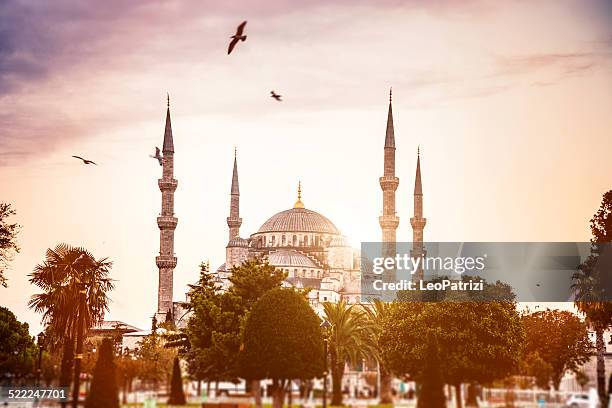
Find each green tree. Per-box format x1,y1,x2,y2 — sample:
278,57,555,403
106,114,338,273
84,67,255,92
168,356,186,405
0,203,20,287
136,332,175,389
185,258,285,407
29,244,114,393
322,301,375,406
572,190,612,404
381,301,524,408
0,306,37,381
85,338,119,408
522,309,591,390
520,352,553,389
228,258,286,309
239,288,324,408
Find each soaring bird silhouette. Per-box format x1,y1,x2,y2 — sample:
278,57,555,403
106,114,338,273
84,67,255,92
227,21,247,55
72,155,97,165
270,91,282,101
149,146,162,166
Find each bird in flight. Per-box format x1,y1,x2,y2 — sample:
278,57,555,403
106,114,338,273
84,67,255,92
227,21,247,55
72,155,97,165
150,146,162,166
270,91,282,101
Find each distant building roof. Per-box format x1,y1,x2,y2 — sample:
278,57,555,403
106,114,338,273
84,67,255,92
89,320,142,335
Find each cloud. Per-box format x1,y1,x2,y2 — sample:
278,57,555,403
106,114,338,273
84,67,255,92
496,51,610,77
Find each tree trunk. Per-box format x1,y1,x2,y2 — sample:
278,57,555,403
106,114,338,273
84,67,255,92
331,357,344,406
465,383,479,407
379,363,393,404
272,379,285,408
122,376,128,404
251,379,262,408
454,383,463,408
596,325,608,406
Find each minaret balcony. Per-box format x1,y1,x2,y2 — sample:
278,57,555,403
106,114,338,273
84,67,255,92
158,179,178,192
379,215,399,229
227,217,243,228
379,176,399,191
156,255,177,269
157,216,178,229
410,217,427,229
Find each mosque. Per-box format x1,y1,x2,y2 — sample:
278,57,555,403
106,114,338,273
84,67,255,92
153,89,425,323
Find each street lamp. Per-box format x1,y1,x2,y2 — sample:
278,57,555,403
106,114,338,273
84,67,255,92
36,332,46,387
320,320,332,408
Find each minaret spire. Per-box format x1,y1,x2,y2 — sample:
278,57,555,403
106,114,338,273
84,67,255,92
156,96,178,322
163,94,174,153
227,148,242,240
384,87,395,149
411,146,426,280
379,88,399,252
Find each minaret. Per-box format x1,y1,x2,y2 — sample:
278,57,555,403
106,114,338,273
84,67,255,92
410,147,427,279
227,148,242,241
155,94,178,321
379,88,399,256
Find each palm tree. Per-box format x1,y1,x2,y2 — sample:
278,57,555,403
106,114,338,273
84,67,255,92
572,190,612,405
29,244,114,399
363,299,394,403
322,301,376,406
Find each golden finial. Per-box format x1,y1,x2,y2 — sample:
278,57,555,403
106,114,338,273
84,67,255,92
167,93,170,108
294,181,305,208
389,87,392,102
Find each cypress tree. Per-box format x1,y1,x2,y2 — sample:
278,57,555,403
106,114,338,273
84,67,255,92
168,356,186,405
85,338,119,408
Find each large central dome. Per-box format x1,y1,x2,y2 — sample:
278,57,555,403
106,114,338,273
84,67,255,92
256,207,340,235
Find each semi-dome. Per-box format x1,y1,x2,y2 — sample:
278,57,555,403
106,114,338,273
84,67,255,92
267,249,321,268
227,237,249,248
256,207,340,235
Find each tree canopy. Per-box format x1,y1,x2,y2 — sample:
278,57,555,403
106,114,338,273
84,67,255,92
0,203,20,287
522,309,591,390
0,306,36,380
184,258,285,383
238,288,324,408
381,301,524,392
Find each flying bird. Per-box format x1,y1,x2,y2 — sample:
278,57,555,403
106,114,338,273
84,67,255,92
270,91,282,101
227,21,247,55
72,155,97,165
150,147,162,166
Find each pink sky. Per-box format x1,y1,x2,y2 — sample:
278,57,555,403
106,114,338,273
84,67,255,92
1,0,611,333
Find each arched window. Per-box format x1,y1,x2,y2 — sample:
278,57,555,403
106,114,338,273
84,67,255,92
262,236,267,246
293,235,297,246
271,236,276,246
282,235,286,246
294,268,298,277
304,235,309,246
315,235,320,246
